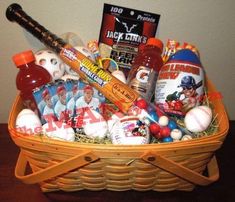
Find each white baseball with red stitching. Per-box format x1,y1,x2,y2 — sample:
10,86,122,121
184,105,212,133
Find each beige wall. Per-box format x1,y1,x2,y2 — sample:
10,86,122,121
0,0,234,122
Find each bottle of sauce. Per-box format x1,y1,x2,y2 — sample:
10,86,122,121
13,50,52,113
127,38,163,102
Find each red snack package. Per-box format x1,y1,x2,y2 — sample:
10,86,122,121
99,3,160,77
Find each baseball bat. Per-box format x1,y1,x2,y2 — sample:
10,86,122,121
6,3,139,113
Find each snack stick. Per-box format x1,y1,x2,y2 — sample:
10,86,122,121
162,39,180,63
61,44,139,112
87,40,103,67
6,4,139,113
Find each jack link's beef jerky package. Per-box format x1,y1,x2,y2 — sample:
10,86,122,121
99,3,160,77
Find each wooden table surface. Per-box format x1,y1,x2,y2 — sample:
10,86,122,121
1,122,235,202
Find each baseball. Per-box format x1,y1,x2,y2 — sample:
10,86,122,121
184,105,212,133
109,116,150,145
82,109,108,139
42,121,75,142
15,109,42,135
170,129,183,140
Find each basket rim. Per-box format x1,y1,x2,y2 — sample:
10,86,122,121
9,131,223,158
8,79,229,153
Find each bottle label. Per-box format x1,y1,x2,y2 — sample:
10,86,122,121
155,61,204,116
129,66,157,101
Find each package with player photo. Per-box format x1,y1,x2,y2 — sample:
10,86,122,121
64,79,79,118
45,81,69,122
74,80,106,115
33,85,56,124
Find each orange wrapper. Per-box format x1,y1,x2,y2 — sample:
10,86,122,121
60,45,139,113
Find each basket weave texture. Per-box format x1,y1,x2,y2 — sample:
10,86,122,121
8,79,229,192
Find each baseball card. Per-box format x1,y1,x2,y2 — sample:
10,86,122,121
74,80,106,116
33,85,56,124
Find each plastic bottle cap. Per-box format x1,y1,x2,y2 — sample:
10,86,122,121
146,38,164,52
12,50,35,67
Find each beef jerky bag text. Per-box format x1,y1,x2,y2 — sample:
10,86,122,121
99,3,160,77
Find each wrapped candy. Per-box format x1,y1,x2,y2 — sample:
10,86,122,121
162,39,180,63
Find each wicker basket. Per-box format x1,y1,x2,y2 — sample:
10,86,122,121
8,79,229,192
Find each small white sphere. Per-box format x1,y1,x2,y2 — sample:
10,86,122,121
170,129,183,140
181,134,193,141
16,109,42,135
42,121,75,142
111,70,127,84
184,105,212,133
35,49,65,81
158,115,169,126
82,109,108,139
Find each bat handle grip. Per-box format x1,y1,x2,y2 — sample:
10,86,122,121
6,3,66,53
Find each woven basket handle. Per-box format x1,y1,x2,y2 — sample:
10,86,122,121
15,150,99,184
141,152,219,186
